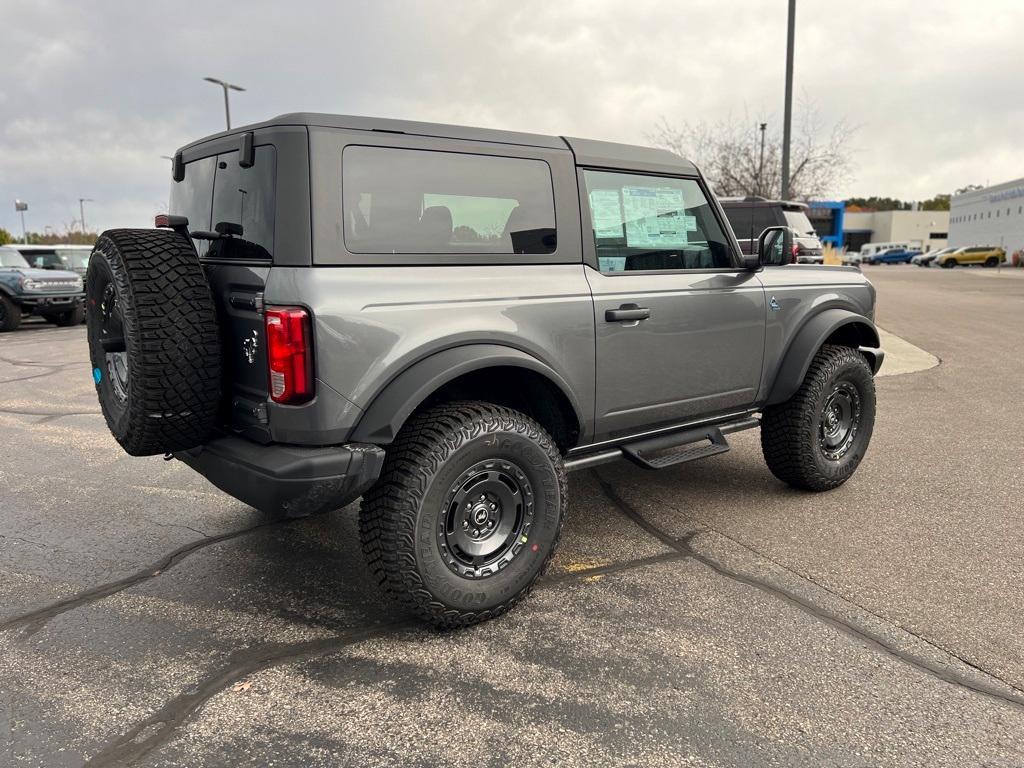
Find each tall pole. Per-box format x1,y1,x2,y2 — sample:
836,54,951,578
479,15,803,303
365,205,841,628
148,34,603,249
757,122,767,197
781,0,796,200
79,198,93,233
204,77,246,130
14,200,27,242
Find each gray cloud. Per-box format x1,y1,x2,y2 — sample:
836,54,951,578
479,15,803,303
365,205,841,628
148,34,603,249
1,0,1021,234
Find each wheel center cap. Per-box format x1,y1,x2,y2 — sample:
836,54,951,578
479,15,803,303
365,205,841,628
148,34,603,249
472,506,490,525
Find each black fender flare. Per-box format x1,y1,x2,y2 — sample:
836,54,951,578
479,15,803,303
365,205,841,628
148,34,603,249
350,344,585,444
766,309,882,406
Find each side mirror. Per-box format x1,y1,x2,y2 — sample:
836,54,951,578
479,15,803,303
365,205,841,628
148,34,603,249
758,226,794,267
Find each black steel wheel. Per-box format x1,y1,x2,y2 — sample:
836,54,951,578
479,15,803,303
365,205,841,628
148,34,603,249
761,344,876,491
360,401,567,628
439,459,534,579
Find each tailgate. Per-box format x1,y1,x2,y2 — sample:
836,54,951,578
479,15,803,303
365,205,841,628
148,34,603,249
202,261,272,440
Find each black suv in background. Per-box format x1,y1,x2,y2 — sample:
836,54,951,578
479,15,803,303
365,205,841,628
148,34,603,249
720,197,824,264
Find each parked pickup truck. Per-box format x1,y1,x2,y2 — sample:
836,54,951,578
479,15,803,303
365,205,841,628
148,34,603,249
86,113,883,628
0,246,85,331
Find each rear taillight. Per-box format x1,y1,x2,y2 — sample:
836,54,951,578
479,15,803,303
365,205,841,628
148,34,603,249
265,306,314,404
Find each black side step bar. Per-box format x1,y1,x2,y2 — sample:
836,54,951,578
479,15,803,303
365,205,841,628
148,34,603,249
564,416,760,473
622,426,730,470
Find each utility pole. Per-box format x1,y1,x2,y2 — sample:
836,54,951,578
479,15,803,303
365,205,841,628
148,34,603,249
14,200,27,242
781,0,796,200
757,122,768,197
79,198,93,233
203,77,245,130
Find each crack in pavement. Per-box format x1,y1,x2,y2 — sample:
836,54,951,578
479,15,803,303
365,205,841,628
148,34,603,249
0,519,293,637
81,550,687,767
82,622,410,768
593,472,1024,714
0,406,100,421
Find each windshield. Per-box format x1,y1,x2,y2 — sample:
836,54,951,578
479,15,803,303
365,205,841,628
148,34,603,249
782,209,815,234
56,249,90,269
0,250,30,268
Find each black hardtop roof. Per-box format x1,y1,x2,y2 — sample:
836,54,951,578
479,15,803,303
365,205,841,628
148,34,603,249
178,112,698,175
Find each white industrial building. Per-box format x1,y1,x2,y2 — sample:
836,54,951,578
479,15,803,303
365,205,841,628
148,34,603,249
843,210,949,253
949,177,1024,262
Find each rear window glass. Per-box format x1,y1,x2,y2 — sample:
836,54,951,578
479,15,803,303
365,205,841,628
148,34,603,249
169,146,276,259
342,146,556,255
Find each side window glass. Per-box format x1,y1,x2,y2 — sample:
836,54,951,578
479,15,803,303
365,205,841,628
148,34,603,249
342,146,556,255
583,170,734,272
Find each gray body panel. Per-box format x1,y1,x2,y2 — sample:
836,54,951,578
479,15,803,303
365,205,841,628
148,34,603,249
170,114,881,461
264,265,596,444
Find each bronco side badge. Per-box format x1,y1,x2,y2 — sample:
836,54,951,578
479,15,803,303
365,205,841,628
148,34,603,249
769,296,781,312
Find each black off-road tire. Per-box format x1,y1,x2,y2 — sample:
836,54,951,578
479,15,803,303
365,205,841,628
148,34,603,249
86,229,221,456
51,304,85,327
359,401,567,629
0,294,22,332
761,344,876,492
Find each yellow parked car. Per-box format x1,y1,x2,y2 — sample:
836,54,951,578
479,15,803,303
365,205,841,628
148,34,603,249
937,246,1006,268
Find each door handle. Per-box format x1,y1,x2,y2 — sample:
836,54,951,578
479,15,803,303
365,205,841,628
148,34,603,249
605,304,651,322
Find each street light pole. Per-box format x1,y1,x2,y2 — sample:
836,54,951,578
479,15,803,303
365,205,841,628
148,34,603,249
203,77,246,130
781,0,796,200
79,198,93,233
757,122,768,197
14,200,27,242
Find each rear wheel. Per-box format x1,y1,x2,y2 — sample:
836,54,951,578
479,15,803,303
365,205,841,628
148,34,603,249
0,294,21,332
984,256,1000,268
359,401,567,628
761,345,876,492
86,229,221,456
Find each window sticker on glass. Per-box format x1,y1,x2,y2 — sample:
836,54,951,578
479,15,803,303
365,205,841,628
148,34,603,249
598,256,627,272
589,189,624,240
622,186,688,248
682,214,697,232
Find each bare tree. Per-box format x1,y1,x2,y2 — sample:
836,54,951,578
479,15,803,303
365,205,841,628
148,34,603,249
648,99,856,201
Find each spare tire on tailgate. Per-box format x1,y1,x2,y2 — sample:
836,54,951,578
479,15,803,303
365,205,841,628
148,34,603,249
86,229,221,456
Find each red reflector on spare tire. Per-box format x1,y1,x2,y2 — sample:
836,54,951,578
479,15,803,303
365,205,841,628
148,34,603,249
265,306,314,404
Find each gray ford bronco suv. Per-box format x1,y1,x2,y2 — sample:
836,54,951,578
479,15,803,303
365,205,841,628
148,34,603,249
86,113,883,628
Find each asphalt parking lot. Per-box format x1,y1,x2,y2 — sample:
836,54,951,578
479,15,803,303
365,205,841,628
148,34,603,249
2,266,1023,767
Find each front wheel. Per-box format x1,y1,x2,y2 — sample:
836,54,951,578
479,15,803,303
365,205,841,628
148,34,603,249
359,401,567,628
941,259,956,269
0,294,22,332
761,345,876,492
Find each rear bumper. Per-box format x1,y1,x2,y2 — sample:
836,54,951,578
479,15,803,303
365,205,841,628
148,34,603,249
175,436,386,517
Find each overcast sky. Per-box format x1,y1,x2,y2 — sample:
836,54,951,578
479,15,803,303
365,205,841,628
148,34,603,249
1,0,1022,235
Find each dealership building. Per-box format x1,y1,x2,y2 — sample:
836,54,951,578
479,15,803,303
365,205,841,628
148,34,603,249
841,209,949,253
948,177,1024,261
